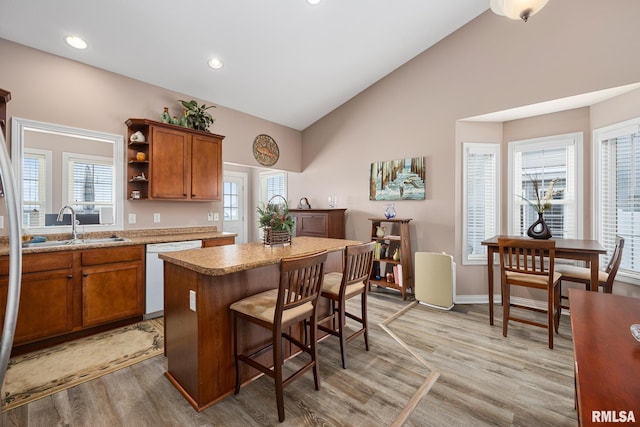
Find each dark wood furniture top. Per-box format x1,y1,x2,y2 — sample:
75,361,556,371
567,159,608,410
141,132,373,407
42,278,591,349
569,289,640,426
482,236,606,326
290,209,346,239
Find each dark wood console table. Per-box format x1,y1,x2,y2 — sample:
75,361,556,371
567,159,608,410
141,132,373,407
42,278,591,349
569,289,640,426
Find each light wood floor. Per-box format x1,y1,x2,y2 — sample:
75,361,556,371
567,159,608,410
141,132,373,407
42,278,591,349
1,290,577,426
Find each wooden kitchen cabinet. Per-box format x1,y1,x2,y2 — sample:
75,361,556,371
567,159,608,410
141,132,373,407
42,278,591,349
126,118,224,201
0,252,74,345
0,245,145,353
202,236,236,247
290,209,346,239
81,246,145,327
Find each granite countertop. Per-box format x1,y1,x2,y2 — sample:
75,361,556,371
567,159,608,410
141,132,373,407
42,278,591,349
159,236,362,276
0,227,236,256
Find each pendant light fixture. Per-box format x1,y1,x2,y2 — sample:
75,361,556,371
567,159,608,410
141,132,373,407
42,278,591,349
490,0,549,22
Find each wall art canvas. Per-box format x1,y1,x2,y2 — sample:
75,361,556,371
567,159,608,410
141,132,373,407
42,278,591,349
369,157,425,201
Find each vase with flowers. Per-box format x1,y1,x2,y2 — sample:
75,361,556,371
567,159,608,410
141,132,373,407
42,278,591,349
522,175,560,239
257,195,294,246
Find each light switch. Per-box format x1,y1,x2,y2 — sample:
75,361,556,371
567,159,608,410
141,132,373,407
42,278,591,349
0,216,3,229
207,211,213,221
189,290,196,311
153,213,161,223
213,212,219,221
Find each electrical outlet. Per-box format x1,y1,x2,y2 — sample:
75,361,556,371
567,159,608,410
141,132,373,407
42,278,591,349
0,216,3,229
189,290,196,311
213,212,219,221
153,213,161,223
207,211,213,221
128,213,136,224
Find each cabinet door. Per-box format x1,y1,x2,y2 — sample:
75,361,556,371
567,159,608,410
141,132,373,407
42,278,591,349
150,126,188,199
82,261,144,327
296,213,328,237
0,270,74,345
191,134,222,200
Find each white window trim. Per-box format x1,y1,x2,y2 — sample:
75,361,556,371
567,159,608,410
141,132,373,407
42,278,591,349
462,142,500,265
507,132,583,238
593,117,640,285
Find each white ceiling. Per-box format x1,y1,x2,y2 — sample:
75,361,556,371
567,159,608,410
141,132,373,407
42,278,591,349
0,0,489,130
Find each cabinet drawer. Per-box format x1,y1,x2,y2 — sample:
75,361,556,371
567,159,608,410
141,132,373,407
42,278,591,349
81,245,144,266
0,251,73,275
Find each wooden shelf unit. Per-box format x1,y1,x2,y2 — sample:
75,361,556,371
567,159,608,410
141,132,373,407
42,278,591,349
368,217,413,300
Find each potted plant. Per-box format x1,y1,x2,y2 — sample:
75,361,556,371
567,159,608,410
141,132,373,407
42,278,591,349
257,196,294,246
178,99,216,132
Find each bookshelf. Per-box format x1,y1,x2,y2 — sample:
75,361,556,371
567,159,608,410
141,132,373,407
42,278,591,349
368,218,413,300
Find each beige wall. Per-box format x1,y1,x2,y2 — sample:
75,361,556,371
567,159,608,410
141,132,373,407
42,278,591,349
0,38,302,231
292,0,640,299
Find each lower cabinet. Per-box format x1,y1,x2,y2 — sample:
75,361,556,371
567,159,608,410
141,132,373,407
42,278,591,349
0,252,74,345
81,246,145,327
290,209,346,239
0,245,145,350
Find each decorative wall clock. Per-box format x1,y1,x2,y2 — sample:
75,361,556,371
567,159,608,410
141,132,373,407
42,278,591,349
252,134,279,166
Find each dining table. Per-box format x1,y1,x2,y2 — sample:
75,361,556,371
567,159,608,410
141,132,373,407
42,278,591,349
481,236,607,325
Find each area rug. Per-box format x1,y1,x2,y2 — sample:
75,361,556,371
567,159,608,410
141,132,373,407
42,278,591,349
1,318,164,412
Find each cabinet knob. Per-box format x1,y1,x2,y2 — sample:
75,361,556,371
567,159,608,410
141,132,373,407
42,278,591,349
83,273,89,277
67,274,73,279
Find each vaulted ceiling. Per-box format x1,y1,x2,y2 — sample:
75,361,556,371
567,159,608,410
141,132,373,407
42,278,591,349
0,1,489,130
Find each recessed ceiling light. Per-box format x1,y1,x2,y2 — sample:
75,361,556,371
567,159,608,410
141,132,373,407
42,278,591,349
307,0,321,5
208,58,224,70
65,35,87,50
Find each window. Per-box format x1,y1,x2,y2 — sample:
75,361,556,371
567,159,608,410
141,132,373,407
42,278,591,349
508,133,582,239
22,148,52,227
259,171,287,205
462,143,500,264
594,118,640,281
223,181,239,221
62,153,114,221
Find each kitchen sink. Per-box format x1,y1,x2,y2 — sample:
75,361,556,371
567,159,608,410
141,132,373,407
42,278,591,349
22,236,129,248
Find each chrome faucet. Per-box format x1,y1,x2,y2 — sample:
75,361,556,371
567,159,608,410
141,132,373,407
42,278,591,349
57,205,78,240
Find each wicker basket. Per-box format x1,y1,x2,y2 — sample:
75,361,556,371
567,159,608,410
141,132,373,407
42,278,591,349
263,227,292,247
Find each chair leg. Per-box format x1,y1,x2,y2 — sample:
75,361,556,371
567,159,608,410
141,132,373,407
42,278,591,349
310,314,320,391
554,283,561,333
273,329,285,422
502,282,509,338
338,298,348,369
547,285,554,349
233,312,241,395
362,291,369,351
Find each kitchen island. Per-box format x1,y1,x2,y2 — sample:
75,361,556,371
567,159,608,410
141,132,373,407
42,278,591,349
159,236,361,411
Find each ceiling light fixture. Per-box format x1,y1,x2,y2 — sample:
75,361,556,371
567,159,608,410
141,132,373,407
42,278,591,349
490,0,549,22
65,35,87,49
208,58,224,70
307,0,321,5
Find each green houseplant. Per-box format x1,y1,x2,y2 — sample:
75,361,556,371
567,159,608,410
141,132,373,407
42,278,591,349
178,99,216,132
257,196,294,246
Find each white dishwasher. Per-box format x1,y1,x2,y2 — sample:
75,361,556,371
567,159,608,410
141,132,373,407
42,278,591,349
145,240,202,319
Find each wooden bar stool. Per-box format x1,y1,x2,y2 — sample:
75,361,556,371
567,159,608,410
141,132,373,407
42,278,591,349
230,251,328,423
318,241,375,368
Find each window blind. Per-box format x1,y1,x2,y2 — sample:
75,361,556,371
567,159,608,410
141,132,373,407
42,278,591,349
22,153,46,226
68,158,113,214
463,143,499,264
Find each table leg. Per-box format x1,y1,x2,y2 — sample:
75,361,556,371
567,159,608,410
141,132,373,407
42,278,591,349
589,254,599,292
487,246,495,325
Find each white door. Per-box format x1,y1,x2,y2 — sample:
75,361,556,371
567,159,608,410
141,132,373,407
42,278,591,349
223,172,248,243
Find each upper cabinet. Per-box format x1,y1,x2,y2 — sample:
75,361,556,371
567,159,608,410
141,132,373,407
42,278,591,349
126,118,224,201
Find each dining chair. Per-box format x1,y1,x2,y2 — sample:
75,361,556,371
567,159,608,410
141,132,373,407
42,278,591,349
318,241,375,369
498,237,561,349
556,235,625,309
230,251,328,422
